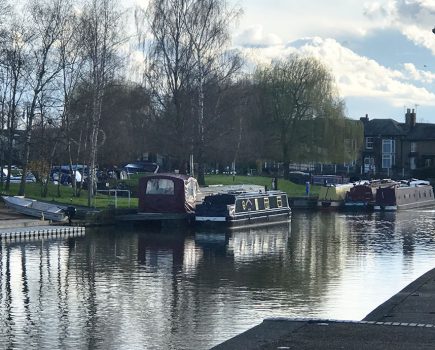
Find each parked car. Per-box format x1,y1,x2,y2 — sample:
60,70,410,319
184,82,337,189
123,161,159,175
1,167,36,183
51,166,83,185
288,171,310,185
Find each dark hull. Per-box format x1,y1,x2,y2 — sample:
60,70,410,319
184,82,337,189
343,201,375,211
195,191,291,229
343,184,376,211
196,210,291,230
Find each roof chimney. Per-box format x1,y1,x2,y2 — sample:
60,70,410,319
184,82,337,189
405,108,416,128
410,108,416,127
406,108,416,127
360,114,369,123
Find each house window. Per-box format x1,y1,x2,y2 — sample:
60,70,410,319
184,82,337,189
411,142,417,152
365,137,373,150
382,154,394,169
410,157,416,170
382,139,395,169
425,159,432,168
364,157,375,173
382,139,395,153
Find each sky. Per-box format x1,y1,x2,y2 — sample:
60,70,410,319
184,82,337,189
132,0,435,124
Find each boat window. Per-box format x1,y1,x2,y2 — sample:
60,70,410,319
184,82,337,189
146,179,175,195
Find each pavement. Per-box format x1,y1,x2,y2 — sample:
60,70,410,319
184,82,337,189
212,268,435,349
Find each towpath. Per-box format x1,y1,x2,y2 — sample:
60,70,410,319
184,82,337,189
212,268,435,349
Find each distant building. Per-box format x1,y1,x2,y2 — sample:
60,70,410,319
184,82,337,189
360,109,435,178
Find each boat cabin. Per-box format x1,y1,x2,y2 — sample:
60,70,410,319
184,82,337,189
195,190,291,228
138,174,199,214
317,183,354,208
374,179,435,211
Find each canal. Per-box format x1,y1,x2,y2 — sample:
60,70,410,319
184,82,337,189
1,210,435,349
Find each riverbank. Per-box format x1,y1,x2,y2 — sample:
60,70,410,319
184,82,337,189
212,267,435,349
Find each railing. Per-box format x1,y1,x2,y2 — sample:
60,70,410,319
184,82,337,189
96,189,131,208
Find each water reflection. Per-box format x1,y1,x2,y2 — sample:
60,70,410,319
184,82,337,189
1,211,435,349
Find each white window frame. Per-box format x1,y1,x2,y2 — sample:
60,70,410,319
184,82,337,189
364,157,375,173
382,139,395,169
382,154,393,169
411,142,417,152
410,157,416,170
365,137,373,150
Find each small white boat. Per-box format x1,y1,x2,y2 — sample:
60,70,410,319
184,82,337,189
2,196,68,222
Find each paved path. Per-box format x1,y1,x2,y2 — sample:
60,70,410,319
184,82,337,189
212,268,435,349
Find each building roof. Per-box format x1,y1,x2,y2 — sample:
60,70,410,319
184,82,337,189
407,123,435,141
363,119,406,137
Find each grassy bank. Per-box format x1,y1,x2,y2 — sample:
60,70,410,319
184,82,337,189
0,182,137,208
0,174,318,209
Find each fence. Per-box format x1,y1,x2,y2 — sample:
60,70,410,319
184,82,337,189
95,189,131,208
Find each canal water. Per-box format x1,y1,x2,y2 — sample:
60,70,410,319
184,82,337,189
1,210,435,349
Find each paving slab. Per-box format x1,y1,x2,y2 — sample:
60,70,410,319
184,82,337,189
212,268,435,350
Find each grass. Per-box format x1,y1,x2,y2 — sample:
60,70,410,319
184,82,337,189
0,182,137,209
0,174,319,209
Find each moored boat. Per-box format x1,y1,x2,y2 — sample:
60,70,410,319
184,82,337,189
344,179,397,211
195,190,291,229
317,183,354,209
374,179,435,211
116,173,200,223
2,196,69,222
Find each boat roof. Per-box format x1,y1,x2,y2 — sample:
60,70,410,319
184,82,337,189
141,173,195,182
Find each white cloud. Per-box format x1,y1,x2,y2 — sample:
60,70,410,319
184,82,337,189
363,0,435,53
234,25,282,47
401,25,435,55
402,62,435,83
363,1,389,19
237,37,435,109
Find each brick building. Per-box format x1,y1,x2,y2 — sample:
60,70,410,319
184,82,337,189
360,109,435,178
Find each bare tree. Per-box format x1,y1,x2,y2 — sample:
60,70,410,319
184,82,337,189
57,0,84,197
183,0,242,184
137,0,194,172
79,0,124,206
18,0,68,196
0,20,28,190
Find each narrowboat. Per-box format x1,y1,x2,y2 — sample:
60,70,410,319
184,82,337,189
317,183,354,209
344,179,396,211
374,179,435,211
115,173,200,222
195,190,291,229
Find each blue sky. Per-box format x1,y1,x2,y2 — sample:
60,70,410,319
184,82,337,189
132,0,435,123
230,0,435,124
